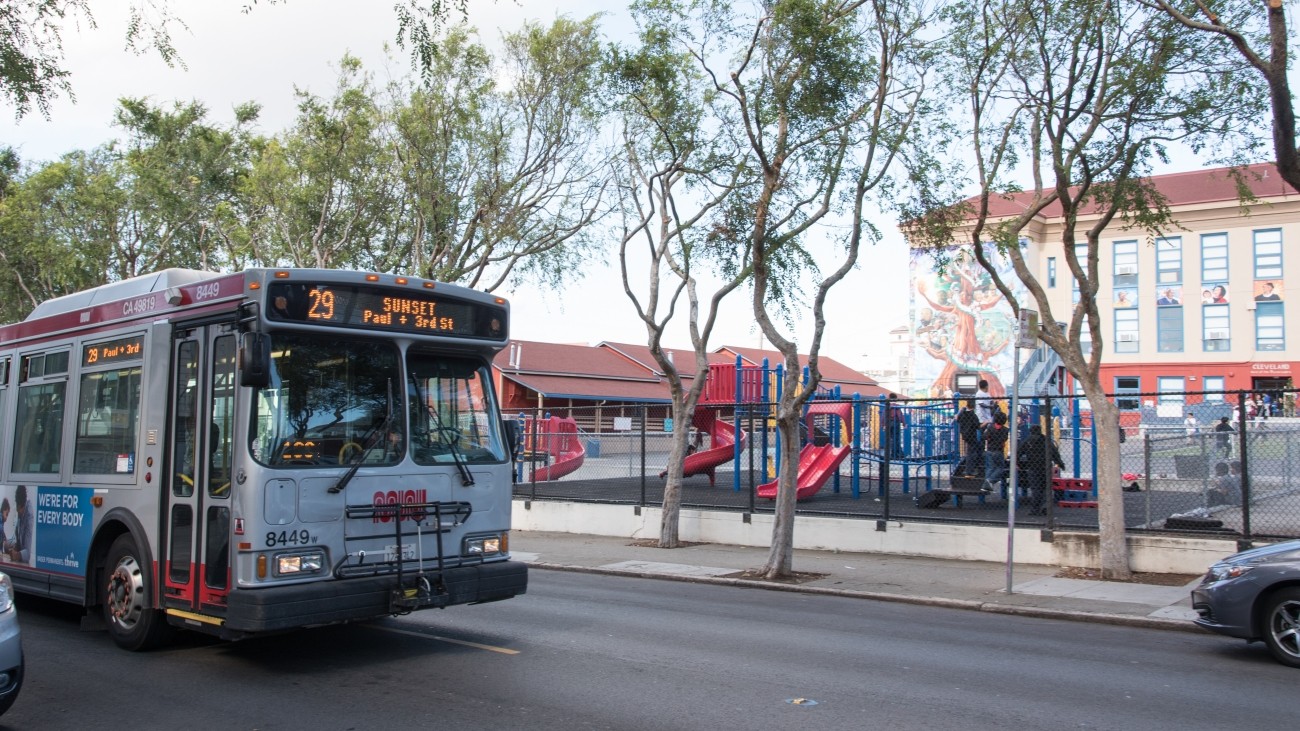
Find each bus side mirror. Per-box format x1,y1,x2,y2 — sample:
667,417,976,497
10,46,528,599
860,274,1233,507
239,333,271,388
504,419,522,459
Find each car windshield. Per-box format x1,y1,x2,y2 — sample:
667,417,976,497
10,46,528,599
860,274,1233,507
250,333,402,467
406,352,506,465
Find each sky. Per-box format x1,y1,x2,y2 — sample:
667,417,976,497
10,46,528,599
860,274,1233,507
0,1,913,371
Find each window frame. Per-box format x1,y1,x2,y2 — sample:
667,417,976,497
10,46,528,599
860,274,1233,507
1254,228,1283,279
1202,303,1231,352
1201,232,1228,283
1255,301,1285,351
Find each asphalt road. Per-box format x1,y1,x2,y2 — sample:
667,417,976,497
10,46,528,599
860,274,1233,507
1,570,1293,730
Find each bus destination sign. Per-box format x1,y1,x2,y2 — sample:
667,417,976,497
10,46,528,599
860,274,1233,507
83,335,144,367
266,282,505,339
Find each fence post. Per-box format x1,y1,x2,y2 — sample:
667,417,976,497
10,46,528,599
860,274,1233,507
1237,392,1251,544
1143,431,1152,528
639,404,647,508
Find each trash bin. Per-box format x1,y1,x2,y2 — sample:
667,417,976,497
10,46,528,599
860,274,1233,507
585,439,601,458
1173,454,1208,479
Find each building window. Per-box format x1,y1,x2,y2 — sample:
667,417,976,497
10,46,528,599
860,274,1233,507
1114,240,1138,288
1201,232,1228,283
1157,306,1183,352
1079,322,1092,356
1254,229,1283,279
1256,301,1285,351
1048,257,1057,288
1203,303,1230,351
1155,236,1181,285
1114,308,1139,353
1157,377,1185,405
1115,376,1140,411
1202,376,1225,401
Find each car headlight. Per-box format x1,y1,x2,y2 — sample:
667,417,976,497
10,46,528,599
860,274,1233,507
1207,564,1255,582
0,573,11,613
464,534,505,557
275,551,325,576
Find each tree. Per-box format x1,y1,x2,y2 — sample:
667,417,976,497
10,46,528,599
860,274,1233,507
607,1,754,548
911,0,1258,579
0,148,120,317
653,0,936,578
0,98,259,317
1136,1,1296,189
381,17,608,290
243,55,397,269
0,1,470,119
111,97,260,275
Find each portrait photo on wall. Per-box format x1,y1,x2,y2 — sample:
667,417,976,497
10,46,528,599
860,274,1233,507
1254,280,1284,301
1203,283,1230,304
1155,286,1182,306
1114,288,1137,307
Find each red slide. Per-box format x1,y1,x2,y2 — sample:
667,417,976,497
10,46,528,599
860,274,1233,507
756,443,852,501
526,416,585,481
666,412,746,486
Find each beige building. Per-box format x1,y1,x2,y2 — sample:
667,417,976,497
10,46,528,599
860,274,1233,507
913,163,1300,405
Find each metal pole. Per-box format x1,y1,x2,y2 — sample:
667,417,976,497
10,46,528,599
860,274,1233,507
1006,345,1021,595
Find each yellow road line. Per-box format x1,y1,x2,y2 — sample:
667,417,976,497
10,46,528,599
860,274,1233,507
373,625,520,655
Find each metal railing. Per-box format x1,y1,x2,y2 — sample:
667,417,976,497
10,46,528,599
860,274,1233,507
508,393,1300,543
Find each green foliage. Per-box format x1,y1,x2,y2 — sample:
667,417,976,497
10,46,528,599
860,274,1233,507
0,0,91,118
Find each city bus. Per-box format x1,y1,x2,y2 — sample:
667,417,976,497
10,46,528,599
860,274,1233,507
0,268,527,650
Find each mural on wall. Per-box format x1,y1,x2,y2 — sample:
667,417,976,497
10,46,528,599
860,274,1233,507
909,246,1022,398
1254,280,1284,301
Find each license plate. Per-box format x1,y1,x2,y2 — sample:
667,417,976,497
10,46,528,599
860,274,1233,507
385,543,416,562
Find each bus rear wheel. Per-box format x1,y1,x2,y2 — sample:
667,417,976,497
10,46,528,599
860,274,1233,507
103,534,170,651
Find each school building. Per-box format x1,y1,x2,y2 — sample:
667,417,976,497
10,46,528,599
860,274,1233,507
908,163,1300,408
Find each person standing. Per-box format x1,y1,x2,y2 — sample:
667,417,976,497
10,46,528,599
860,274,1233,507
955,400,983,476
974,379,994,430
983,411,1010,492
1018,424,1064,515
1214,416,1234,459
888,394,908,458
1184,412,1198,444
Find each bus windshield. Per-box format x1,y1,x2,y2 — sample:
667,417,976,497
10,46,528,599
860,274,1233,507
406,351,506,465
251,333,403,467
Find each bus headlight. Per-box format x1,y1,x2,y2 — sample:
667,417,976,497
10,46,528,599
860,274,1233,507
463,534,504,557
0,573,12,612
275,551,325,576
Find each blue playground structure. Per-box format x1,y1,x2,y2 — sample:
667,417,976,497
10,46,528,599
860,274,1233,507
694,356,1101,502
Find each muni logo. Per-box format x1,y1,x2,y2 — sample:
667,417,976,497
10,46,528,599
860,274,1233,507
371,489,429,523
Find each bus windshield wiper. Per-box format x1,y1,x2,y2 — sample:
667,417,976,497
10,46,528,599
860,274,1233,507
328,380,394,494
411,376,475,486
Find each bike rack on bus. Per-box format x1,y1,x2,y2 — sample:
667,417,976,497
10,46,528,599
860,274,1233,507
338,500,474,611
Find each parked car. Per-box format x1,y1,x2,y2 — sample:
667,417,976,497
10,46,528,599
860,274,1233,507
1191,539,1300,668
0,572,22,715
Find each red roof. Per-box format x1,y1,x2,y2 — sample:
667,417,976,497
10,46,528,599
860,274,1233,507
713,346,890,398
494,339,671,403
969,163,1299,221
493,339,888,403
597,341,731,377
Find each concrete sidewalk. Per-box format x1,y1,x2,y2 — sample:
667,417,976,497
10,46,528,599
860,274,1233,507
512,530,1205,632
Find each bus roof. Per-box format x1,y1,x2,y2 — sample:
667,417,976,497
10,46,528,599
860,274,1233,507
25,269,225,321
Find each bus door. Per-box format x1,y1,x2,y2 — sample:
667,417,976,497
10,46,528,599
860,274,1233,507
162,324,236,617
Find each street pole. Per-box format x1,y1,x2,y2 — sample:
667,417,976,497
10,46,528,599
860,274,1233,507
1007,344,1020,595
1007,309,1038,595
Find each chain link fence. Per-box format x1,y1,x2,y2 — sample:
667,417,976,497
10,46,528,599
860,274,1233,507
509,392,1300,541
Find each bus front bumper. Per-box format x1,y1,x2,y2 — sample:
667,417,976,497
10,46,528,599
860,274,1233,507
221,559,528,635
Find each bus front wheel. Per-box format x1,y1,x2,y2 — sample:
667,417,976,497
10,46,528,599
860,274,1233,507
103,534,169,651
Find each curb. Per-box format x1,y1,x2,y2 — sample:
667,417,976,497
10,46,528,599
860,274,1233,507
528,562,1203,634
